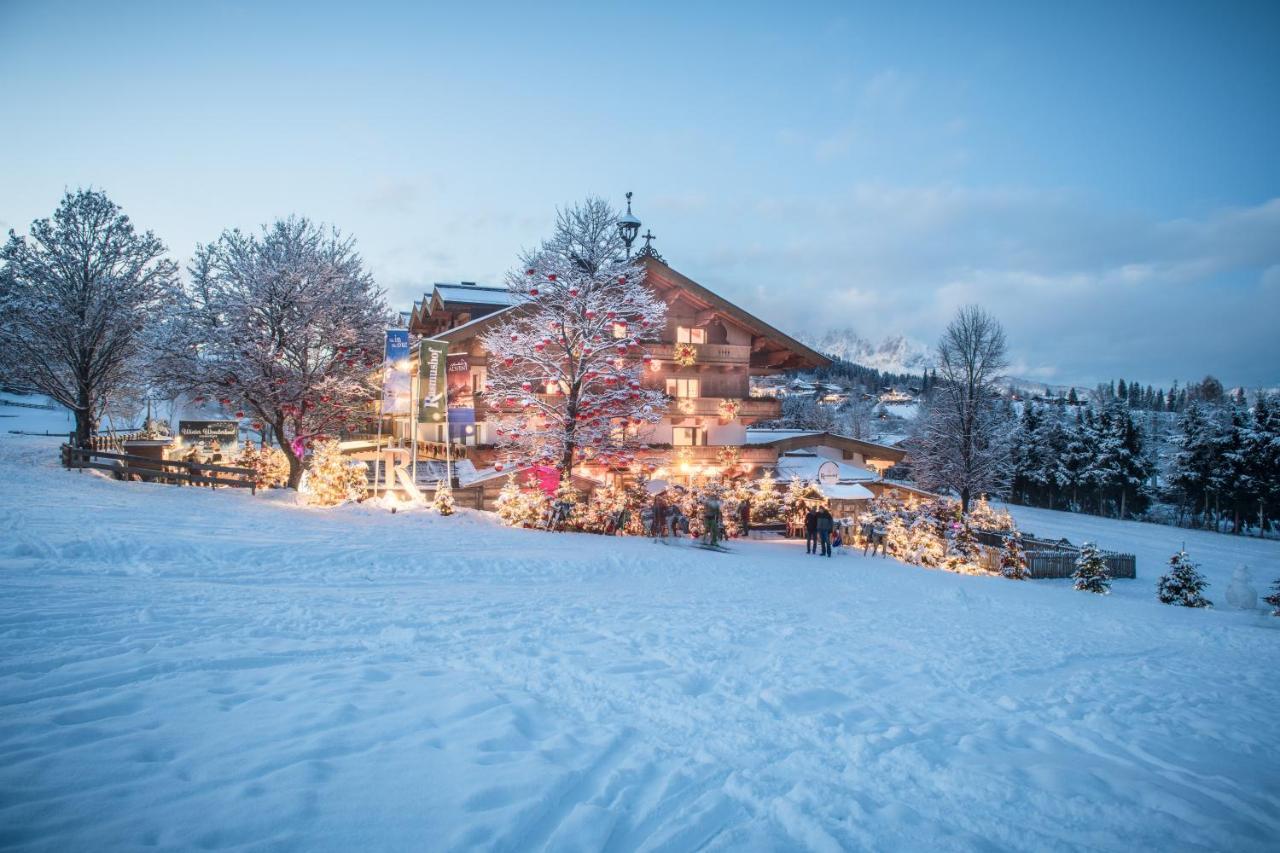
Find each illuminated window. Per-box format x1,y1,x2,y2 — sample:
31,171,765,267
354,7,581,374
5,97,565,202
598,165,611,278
676,326,705,344
673,426,707,446
665,378,701,398
612,323,627,339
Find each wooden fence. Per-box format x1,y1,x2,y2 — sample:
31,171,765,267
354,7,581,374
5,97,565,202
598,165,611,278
973,528,1136,579
61,445,256,492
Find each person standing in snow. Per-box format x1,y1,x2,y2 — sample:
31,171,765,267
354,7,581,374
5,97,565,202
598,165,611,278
651,493,668,540
804,505,819,554
816,507,834,557
739,498,751,539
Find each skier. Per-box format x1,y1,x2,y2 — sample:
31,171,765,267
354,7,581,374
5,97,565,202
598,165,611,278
804,505,819,554
816,506,834,557
702,493,724,549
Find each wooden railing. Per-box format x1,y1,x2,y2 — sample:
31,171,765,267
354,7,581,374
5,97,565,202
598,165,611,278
61,445,256,492
647,342,752,366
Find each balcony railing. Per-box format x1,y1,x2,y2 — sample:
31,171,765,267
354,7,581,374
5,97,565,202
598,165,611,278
646,342,752,366
668,396,781,420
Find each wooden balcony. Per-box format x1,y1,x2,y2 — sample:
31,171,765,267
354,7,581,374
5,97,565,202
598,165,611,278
667,396,781,420
476,392,780,422
646,342,752,367
660,445,777,464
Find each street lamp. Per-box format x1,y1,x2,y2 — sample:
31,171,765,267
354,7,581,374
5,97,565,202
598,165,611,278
618,191,641,257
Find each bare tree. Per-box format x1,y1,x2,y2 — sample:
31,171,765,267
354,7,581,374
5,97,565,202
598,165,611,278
911,305,1011,513
0,190,177,446
152,218,388,487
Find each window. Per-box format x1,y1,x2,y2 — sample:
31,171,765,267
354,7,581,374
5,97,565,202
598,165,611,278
676,326,705,344
673,426,707,446
612,322,627,339
665,378,701,398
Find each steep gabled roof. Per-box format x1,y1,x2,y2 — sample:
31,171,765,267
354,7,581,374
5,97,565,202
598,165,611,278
743,429,907,464
638,257,830,371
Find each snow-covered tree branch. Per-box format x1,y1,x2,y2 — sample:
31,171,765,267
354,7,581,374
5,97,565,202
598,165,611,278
0,190,177,446
911,305,1012,513
151,217,388,488
479,198,667,478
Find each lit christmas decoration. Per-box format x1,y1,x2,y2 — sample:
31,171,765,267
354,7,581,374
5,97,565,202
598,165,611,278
433,479,455,516
301,439,367,507
1073,542,1112,594
672,342,697,367
479,199,667,479
1157,548,1211,607
999,531,1030,580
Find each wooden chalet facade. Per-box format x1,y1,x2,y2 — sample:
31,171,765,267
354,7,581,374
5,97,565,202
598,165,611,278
399,257,903,488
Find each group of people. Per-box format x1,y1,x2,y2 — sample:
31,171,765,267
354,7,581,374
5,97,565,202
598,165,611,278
803,504,841,557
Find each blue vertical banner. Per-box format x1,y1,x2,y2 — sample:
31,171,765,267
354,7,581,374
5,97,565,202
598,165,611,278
382,329,411,414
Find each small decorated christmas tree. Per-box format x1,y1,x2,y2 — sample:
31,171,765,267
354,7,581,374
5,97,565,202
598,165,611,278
1072,542,1111,594
1264,577,1280,616
304,439,367,506
433,479,455,516
883,515,909,559
495,474,525,526
1157,549,1211,607
751,471,781,523
951,521,981,561
999,531,1030,580
236,441,290,489
905,517,946,567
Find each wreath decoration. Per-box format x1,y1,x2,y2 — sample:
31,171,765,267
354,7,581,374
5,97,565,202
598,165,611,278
672,342,698,367
718,398,742,421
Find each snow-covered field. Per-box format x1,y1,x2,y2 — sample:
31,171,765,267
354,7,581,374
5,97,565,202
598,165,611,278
2,415,1279,850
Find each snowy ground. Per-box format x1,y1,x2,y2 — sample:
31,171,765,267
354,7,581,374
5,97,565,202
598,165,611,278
2,415,1279,850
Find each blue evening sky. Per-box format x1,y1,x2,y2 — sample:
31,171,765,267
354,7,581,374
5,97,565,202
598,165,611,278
3,1,1278,387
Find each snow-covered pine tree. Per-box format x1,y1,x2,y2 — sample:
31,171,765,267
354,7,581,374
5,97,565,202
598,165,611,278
751,470,781,522
0,190,178,447
1264,577,1280,616
1072,542,1111,594
302,439,367,507
1000,531,1030,579
479,199,667,481
1157,549,1211,607
433,479,455,516
152,217,387,488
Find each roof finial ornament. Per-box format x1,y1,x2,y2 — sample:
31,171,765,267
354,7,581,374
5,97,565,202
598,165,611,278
634,228,666,264
617,191,642,258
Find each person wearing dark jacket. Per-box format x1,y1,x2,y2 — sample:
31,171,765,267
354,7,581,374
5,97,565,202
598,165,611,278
816,507,834,557
804,507,819,554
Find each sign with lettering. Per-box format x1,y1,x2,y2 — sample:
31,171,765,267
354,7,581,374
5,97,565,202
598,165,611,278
178,420,238,446
817,460,840,485
417,339,449,423
382,329,411,414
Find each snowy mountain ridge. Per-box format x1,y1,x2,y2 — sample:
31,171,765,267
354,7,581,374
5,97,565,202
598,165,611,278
805,329,932,376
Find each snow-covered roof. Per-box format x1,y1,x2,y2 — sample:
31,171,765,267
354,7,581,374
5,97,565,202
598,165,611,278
774,451,878,484
818,482,874,501
743,429,824,445
434,284,516,307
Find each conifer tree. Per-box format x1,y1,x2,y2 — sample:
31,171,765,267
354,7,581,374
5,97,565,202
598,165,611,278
999,531,1030,579
303,439,367,507
1264,577,1280,616
1156,548,1211,607
751,470,782,522
433,479,455,516
1072,542,1111,594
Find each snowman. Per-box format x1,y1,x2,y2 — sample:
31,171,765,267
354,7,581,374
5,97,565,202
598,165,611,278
1225,564,1257,610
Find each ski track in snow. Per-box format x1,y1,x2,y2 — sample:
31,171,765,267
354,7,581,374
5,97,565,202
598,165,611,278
1,432,1279,851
